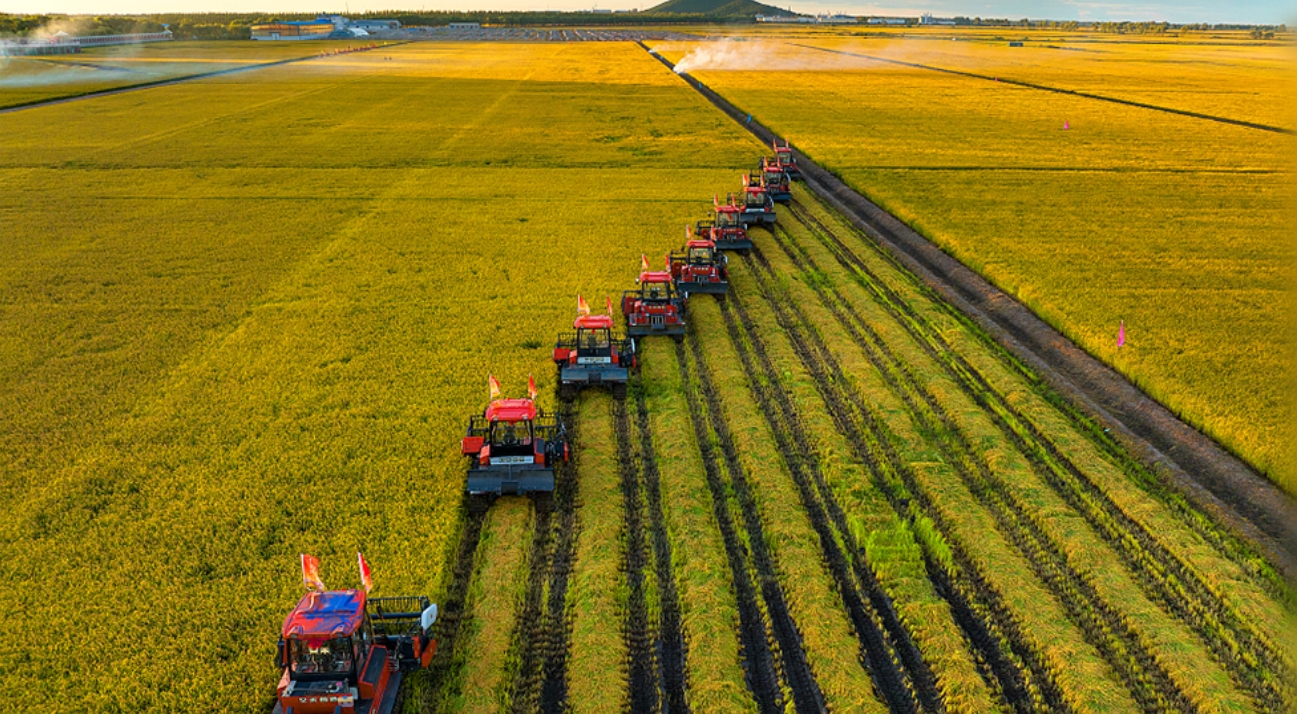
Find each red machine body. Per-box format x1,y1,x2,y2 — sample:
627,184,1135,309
553,312,636,400
273,590,437,714
696,195,753,254
669,238,729,295
772,139,803,180
462,395,567,495
622,271,687,341
739,172,777,225
758,157,792,203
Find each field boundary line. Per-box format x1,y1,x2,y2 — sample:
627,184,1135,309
790,42,1293,135
0,43,410,116
637,41,1297,579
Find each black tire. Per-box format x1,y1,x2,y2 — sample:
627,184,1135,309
671,334,685,344
612,382,628,400
739,249,751,257
559,383,577,402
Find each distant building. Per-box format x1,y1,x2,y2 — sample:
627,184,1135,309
350,19,401,30
251,20,336,40
1008,41,1024,46
919,13,955,25
590,8,613,13
0,36,81,55
448,22,481,29
866,17,909,25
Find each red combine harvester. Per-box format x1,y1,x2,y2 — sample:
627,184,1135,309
758,157,792,203
669,232,729,296
623,258,688,341
554,296,636,400
772,139,803,180
463,375,567,495
697,195,753,254
739,172,777,225
274,556,437,714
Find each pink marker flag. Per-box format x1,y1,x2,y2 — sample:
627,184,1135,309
1117,320,1126,348
1063,120,1070,130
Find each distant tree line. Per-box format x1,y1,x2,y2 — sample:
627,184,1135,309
1,11,1287,39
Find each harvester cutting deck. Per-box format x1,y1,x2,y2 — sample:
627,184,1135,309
273,557,437,714
697,194,754,254
772,139,803,180
669,233,729,296
463,375,567,495
623,258,688,340
554,296,636,400
758,157,792,203
739,172,777,225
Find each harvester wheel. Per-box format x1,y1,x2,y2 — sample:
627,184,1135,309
739,249,751,257
559,384,577,402
612,383,628,401
671,334,685,344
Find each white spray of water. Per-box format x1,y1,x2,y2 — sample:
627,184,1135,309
669,38,878,75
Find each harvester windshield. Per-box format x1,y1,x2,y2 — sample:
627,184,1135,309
645,281,670,300
580,328,611,350
289,636,356,676
715,211,739,227
688,245,713,263
491,419,533,447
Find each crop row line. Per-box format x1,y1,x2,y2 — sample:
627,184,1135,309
753,228,1193,711
732,245,1070,712
632,379,692,713
787,200,1289,709
613,397,662,712
674,339,816,713
790,191,1286,605
716,293,933,713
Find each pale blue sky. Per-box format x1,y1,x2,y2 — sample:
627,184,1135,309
0,0,1288,23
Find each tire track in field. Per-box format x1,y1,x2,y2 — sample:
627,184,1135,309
507,495,554,714
613,398,660,712
633,380,691,714
790,43,1293,136
731,248,1072,712
672,340,790,714
743,243,1194,712
539,402,581,714
423,498,490,712
715,295,932,713
684,336,827,713
786,200,1290,711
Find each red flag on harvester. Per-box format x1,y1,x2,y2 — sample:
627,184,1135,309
686,224,693,240
741,173,749,187
605,296,614,315
641,254,650,272
664,254,671,271
714,194,720,208
528,374,538,400
301,554,325,592
489,374,502,400
577,295,590,316
357,552,373,594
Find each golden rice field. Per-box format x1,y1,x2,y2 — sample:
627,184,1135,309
0,32,1291,714
649,34,1292,493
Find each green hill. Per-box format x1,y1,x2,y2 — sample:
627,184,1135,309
645,0,792,17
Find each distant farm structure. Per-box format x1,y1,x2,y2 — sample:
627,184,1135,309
251,15,402,40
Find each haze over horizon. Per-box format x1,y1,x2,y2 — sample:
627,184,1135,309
0,0,1288,22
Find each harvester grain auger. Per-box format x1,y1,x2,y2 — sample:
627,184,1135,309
463,374,568,495
758,156,792,203
669,227,729,296
554,295,636,400
697,194,754,254
623,255,688,340
273,554,438,714
772,138,803,180
739,172,777,225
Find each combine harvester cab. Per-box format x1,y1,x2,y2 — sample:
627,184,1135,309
553,296,636,400
623,261,688,341
773,138,803,180
759,157,793,203
669,233,729,296
274,584,437,714
739,172,777,225
462,376,567,495
697,194,754,254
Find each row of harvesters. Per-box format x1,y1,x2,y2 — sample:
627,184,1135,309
265,141,803,714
